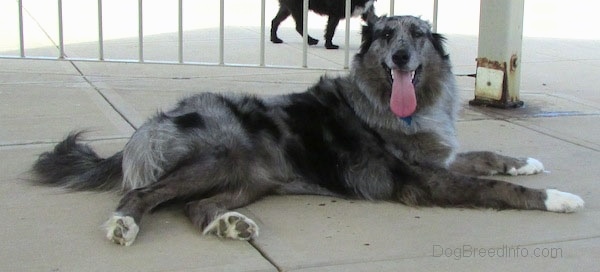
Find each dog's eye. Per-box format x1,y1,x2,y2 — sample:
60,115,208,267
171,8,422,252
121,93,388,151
380,28,393,41
412,29,424,38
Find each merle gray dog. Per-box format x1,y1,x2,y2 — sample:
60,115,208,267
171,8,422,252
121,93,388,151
32,16,584,246
270,0,376,49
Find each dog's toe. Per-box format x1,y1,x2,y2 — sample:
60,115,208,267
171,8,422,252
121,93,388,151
521,157,544,175
509,157,545,176
104,214,139,246
544,189,584,213
325,43,340,50
203,211,259,240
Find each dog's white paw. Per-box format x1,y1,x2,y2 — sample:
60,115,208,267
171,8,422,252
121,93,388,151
544,189,584,213
104,214,139,246
508,158,545,176
203,211,259,240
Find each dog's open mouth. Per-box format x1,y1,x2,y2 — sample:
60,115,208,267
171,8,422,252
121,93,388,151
385,65,422,118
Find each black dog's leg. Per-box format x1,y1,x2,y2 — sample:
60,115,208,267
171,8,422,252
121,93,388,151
324,16,341,49
288,4,319,45
271,6,291,44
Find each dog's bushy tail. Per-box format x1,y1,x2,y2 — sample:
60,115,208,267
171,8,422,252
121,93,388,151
31,132,123,191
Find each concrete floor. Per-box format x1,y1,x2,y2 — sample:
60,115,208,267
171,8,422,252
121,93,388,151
1,1,600,271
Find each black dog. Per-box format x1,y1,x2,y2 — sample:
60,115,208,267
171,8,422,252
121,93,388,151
270,0,376,49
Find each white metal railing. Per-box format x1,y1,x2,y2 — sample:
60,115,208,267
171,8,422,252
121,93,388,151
4,0,440,70
97,0,103,60
17,0,25,57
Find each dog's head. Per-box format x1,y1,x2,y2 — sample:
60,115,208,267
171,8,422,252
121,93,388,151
355,16,449,118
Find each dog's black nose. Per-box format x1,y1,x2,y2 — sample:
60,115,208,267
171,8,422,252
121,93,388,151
392,50,411,67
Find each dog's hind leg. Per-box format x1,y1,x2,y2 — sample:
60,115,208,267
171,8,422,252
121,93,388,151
271,6,291,43
105,178,203,246
287,4,319,45
324,16,341,49
104,157,229,246
185,184,274,240
105,182,181,246
449,151,545,176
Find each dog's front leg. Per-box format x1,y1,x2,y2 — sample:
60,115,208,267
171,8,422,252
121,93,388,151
449,151,544,176
410,168,584,213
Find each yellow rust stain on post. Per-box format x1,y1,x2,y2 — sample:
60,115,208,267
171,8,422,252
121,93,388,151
472,55,523,108
509,54,518,72
476,57,506,71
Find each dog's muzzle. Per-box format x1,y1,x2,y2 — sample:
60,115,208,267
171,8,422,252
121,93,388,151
383,63,422,86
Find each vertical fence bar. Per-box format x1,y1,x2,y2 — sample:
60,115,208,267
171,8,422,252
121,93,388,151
343,0,350,69
178,0,183,63
57,0,65,59
138,0,144,62
260,0,266,66
432,0,439,32
97,0,104,60
390,0,395,16
219,0,224,65
302,0,308,68
18,0,25,57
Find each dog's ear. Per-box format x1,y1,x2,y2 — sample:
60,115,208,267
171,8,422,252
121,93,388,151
358,23,374,56
358,15,381,56
361,4,378,25
430,33,449,59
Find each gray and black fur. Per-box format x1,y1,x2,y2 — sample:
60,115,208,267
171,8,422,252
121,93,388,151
270,0,376,49
32,16,583,246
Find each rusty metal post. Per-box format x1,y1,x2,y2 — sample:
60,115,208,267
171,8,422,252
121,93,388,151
470,0,525,108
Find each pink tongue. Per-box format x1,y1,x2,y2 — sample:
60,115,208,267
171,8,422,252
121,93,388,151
390,69,417,118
